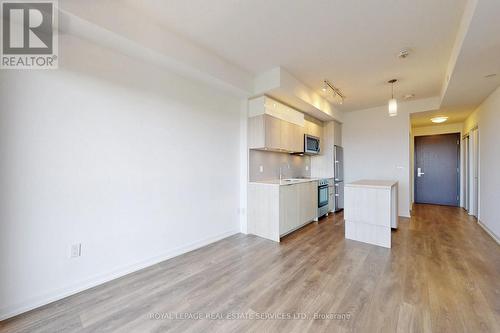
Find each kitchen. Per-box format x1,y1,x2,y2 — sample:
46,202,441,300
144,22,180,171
246,96,398,247
247,96,345,242
2,1,499,331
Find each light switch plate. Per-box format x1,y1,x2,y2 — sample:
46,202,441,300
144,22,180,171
259,165,264,173
306,165,309,171
71,243,82,258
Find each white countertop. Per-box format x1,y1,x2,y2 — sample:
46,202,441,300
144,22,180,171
249,178,321,186
345,179,398,189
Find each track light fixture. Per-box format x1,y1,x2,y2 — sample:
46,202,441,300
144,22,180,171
322,80,345,105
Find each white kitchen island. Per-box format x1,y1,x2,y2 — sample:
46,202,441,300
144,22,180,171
344,180,398,248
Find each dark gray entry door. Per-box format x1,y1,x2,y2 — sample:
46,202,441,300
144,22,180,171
415,133,460,206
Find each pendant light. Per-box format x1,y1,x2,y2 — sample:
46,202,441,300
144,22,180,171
388,79,398,117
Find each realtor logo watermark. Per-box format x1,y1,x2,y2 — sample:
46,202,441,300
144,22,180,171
1,0,58,69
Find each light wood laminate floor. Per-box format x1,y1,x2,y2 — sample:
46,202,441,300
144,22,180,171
1,204,499,332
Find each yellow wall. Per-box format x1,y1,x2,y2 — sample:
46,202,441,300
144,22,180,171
412,122,464,136
463,86,500,240
464,109,479,133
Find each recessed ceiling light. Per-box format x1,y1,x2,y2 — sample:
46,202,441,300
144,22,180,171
484,73,497,78
403,94,415,100
431,116,448,123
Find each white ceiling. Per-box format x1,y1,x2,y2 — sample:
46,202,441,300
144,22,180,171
440,0,500,111
410,109,472,127
412,0,500,127
124,0,467,111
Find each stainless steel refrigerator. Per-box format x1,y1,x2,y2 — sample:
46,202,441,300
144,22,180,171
333,145,344,211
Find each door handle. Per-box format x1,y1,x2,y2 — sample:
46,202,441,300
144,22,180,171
417,167,425,177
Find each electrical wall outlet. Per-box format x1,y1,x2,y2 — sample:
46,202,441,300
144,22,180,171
70,243,82,258
306,165,309,171
259,165,264,173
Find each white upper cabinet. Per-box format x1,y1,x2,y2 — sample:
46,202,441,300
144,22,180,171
248,114,306,153
248,97,324,154
304,118,323,138
280,120,304,153
248,114,281,151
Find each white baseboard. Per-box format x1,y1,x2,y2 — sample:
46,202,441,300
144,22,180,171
477,220,500,245
0,228,240,321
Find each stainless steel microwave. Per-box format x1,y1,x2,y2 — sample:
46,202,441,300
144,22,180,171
304,134,320,154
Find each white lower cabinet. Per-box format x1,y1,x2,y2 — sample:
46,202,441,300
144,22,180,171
279,184,299,235
248,181,318,242
299,182,318,226
280,182,317,235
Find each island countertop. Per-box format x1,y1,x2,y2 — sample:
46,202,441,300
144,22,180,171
345,179,398,189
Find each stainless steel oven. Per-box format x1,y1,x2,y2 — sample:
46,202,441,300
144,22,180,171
318,179,329,218
304,134,320,155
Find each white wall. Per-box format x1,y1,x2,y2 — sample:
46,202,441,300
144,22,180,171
343,106,411,217
59,4,253,95
464,86,500,241
0,35,243,319
411,122,465,206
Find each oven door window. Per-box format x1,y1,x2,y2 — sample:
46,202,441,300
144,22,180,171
318,185,329,207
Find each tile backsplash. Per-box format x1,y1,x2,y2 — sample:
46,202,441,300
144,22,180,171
249,150,311,182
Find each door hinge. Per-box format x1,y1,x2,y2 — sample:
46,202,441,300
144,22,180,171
457,168,459,173
457,195,459,201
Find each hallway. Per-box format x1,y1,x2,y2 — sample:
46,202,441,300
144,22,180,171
1,204,499,332
396,204,500,332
